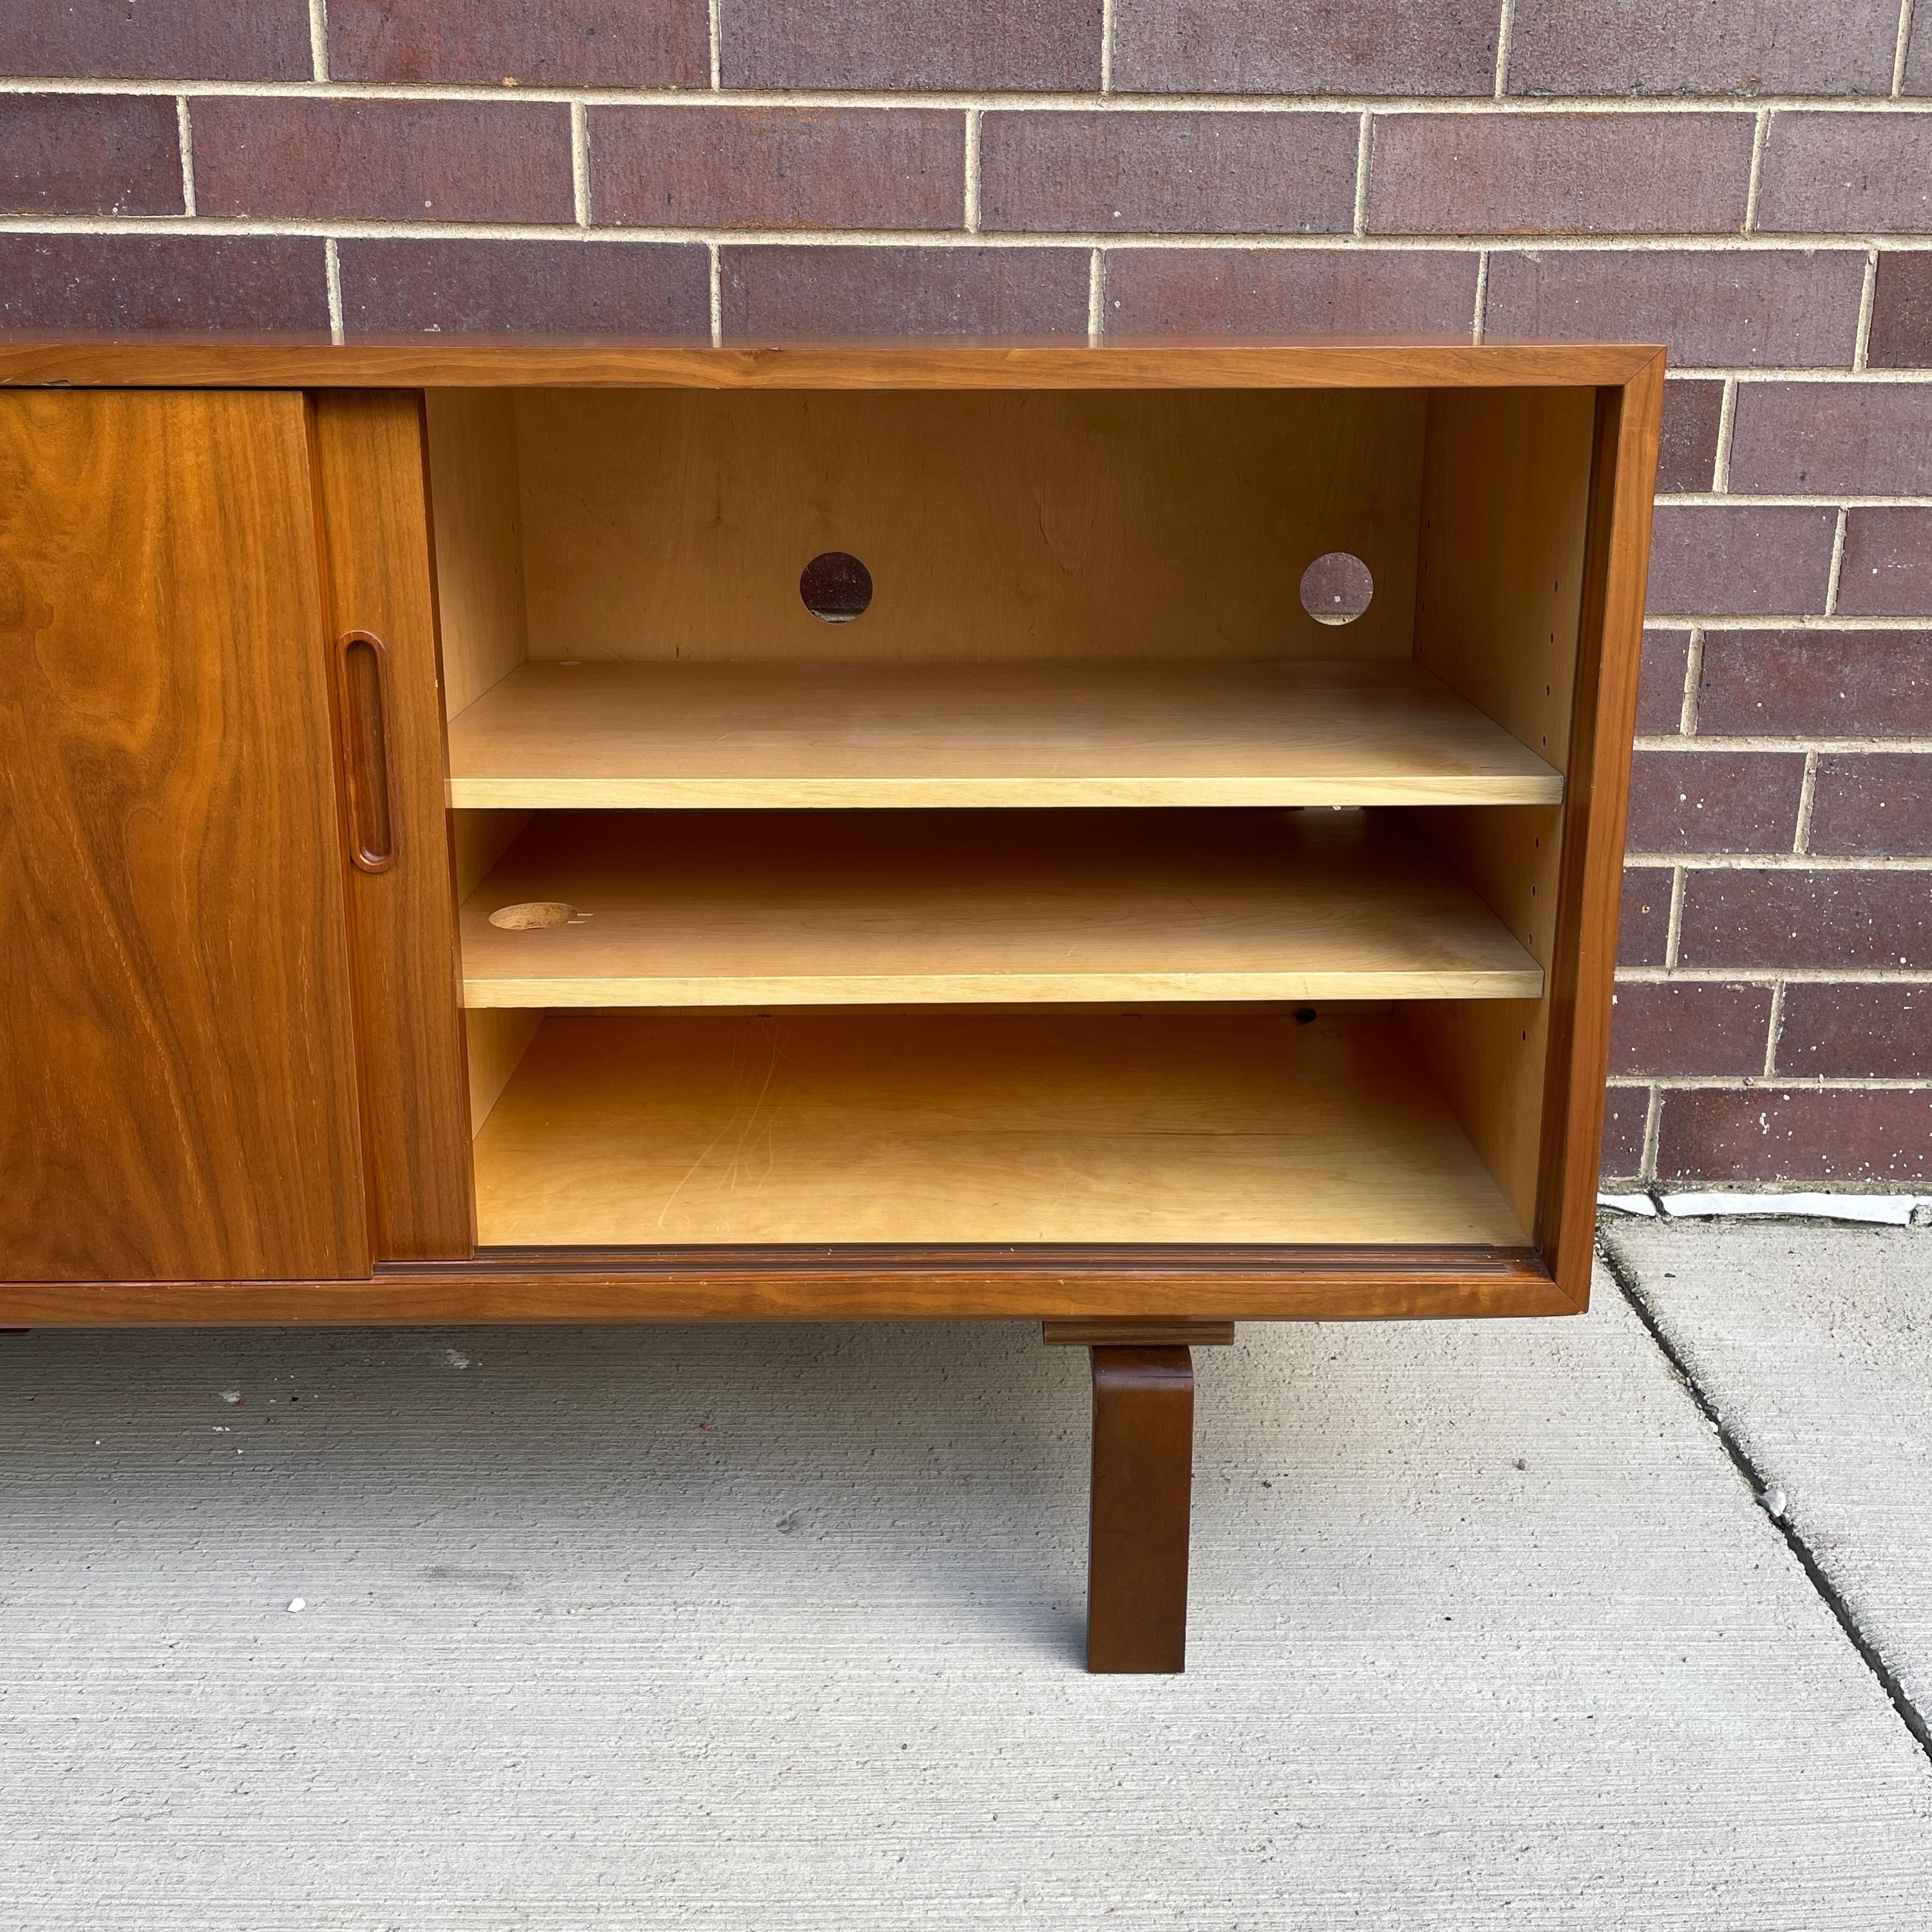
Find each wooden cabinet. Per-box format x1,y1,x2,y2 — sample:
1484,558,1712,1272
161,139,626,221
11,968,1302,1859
0,341,1663,1669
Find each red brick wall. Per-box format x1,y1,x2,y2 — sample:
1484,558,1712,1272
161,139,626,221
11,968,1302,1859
3,2,1929,1191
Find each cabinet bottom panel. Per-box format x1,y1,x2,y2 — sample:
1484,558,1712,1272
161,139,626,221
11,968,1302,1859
470,1007,1530,1249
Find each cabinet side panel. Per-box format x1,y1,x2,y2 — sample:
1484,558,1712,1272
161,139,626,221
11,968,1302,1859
1406,386,1595,1239
0,390,370,1281
312,390,476,1259
1535,370,1663,1304
425,390,529,717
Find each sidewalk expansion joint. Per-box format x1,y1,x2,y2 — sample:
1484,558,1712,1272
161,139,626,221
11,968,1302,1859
1596,1229,1932,1768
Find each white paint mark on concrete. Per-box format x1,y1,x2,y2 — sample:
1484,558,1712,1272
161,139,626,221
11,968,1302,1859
1660,1192,1931,1226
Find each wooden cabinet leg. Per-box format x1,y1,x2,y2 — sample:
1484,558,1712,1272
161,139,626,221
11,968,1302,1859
1086,1345,1194,1674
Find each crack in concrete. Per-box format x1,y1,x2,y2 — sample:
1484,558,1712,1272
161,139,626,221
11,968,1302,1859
1598,1226,1932,1768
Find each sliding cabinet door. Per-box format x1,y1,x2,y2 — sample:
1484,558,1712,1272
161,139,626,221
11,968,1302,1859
0,389,369,1281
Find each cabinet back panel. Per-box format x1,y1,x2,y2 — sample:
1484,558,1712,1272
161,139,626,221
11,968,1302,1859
509,388,1427,665
0,390,370,1281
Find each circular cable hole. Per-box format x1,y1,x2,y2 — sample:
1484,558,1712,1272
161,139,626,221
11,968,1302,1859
800,551,873,623
1300,551,1374,626
488,901,580,930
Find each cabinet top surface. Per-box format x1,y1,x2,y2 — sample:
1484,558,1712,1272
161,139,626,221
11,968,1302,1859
0,336,1663,390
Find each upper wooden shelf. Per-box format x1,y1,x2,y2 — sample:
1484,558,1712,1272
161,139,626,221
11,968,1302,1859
444,659,1562,812
457,806,1542,1008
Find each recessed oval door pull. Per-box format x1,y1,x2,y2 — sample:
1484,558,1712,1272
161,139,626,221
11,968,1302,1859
336,629,397,873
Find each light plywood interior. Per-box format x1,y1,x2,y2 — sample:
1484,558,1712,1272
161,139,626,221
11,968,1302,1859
422,381,1605,1242
471,1010,1531,1249
445,658,1562,810
509,387,1429,665
457,808,1543,1009
1406,386,1598,1238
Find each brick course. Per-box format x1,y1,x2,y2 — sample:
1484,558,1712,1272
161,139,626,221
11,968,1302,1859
329,0,708,88
720,0,1101,90
1625,751,1807,853
1697,631,1932,736
1867,253,1932,366
1113,1,1496,96
1656,381,1723,492
1506,0,1900,98
1656,1090,1932,1188
1108,250,1480,335
191,98,574,224
1779,985,1932,1078
337,239,710,336
0,94,181,219
1645,506,1839,616
1482,251,1865,368
720,246,1088,337
1678,872,1932,971
1611,983,1774,1077
1365,115,1754,238
981,113,1358,237
1757,116,1932,235
591,108,965,231
1837,509,1932,617
0,0,1926,1189
1729,384,1932,495
0,3,309,80
1807,753,1932,855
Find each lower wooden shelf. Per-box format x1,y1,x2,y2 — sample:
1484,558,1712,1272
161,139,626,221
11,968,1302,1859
458,808,1542,1007
469,1009,1530,1249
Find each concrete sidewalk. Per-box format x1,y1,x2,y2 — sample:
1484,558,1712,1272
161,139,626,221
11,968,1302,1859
3,1225,1929,1929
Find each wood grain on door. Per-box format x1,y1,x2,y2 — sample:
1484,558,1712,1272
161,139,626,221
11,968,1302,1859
0,389,370,1281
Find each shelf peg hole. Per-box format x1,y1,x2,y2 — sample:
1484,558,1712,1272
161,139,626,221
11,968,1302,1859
800,551,873,623
1300,551,1373,627
489,901,580,931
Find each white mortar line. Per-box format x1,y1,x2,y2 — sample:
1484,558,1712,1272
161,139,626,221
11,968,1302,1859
1101,0,1115,93
707,242,722,345
1712,377,1738,491
0,211,1916,253
1763,979,1788,1077
1824,506,1850,614
1855,247,1880,370
570,102,590,227
708,0,722,91
323,235,343,343
1636,734,1932,752
9,77,1932,111
1663,867,1687,970
308,0,328,84
1351,111,1372,237
1613,1073,1932,1090
1625,851,1932,870
1678,627,1703,734
1651,612,1932,629
1087,247,1104,341
1638,1084,1663,1186
1895,0,1917,95
1743,108,1770,232
1493,0,1517,98
963,109,981,232
1619,966,1932,983
1676,368,1932,381
1471,249,1489,343
1793,748,1821,853
1656,492,1932,507
176,97,196,219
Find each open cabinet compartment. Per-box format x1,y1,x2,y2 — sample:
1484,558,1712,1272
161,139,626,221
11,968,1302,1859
422,377,1621,1287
